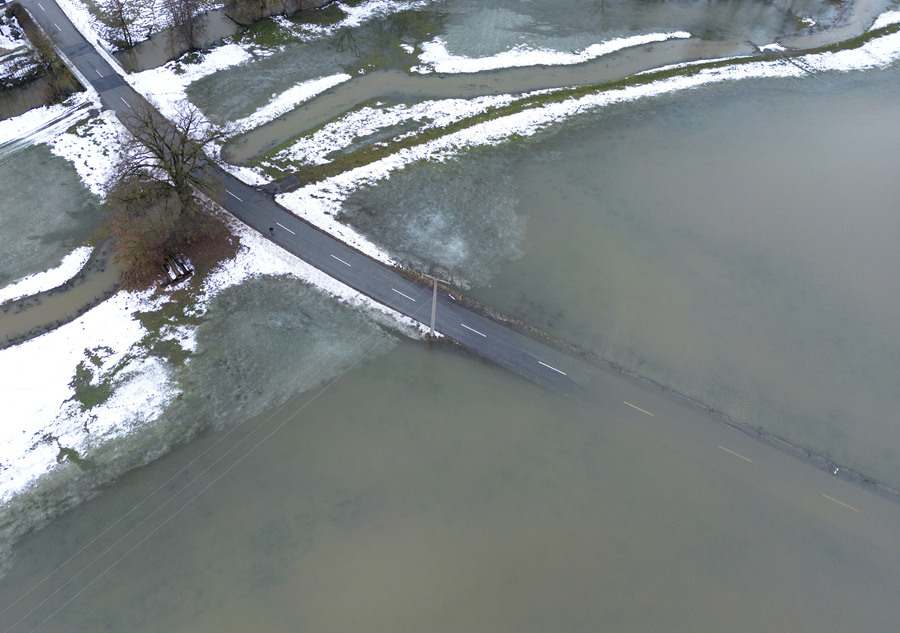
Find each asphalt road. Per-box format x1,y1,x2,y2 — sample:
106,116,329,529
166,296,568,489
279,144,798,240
21,0,590,396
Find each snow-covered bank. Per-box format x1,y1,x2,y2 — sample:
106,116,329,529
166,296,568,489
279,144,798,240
265,93,524,167
0,211,426,504
274,16,900,270
0,246,92,304
127,45,352,139
0,95,92,155
46,107,123,196
122,0,443,131
411,31,692,74
0,92,120,301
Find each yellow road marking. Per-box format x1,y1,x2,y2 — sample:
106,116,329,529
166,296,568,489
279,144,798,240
822,494,860,513
623,401,654,416
718,445,753,463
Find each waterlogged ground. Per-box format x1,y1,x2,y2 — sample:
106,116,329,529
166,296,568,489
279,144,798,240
191,0,883,127
0,274,398,575
0,144,103,288
2,340,898,631
340,151,525,285
3,0,900,628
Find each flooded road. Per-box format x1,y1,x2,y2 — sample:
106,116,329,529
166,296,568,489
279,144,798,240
2,0,900,629
1,340,898,631
337,58,900,491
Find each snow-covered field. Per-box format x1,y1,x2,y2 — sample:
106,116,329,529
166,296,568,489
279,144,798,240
2,0,900,532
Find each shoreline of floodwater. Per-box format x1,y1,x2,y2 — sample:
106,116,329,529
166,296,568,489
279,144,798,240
0,238,123,350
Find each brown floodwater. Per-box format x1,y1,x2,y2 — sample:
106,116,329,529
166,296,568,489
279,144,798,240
1,341,897,631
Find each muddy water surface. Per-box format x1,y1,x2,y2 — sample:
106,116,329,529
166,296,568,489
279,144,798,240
1,340,898,631
0,144,103,288
470,65,900,487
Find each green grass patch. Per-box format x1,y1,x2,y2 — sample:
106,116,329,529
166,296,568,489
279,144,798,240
56,446,94,469
290,3,347,27
805,21,900,55
65,112,105,138
69,356,116,411
133,294,204,367
236,16,299,48
339,9,443,74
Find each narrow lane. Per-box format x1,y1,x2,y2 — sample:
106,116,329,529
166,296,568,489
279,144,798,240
20,0,586,395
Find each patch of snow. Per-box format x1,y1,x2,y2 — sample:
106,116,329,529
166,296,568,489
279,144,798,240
758,43,787,52
399,43,414,54
0,247,93,304
267,93,521,166
0,13,26,51
127,43,256,122
229,73,352,134
290,0,438,39
0,287,170,502
47,107,126,196
411,31,692,74
0,96,91,148
129,48,352,140
216,160,271,186
871,10,900,30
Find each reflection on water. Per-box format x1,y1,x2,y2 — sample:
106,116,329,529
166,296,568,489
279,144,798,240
0,145,103,288
1,341,898,631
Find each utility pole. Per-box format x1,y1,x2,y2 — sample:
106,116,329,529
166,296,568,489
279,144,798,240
429,277,437,339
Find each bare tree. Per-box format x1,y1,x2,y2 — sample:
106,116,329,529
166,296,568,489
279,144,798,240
107,103,228,285
164,0,207,52
11,3,78,103
100,0,145,49
223,0,268,25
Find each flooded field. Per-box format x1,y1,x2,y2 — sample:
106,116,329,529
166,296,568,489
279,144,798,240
335,58,900,490
2,0,900,629
0,144,103,288
1,340,898,631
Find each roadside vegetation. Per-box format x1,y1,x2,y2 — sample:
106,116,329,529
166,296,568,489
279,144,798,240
106,103,237,288
88,0,214,51
4,3,82,104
